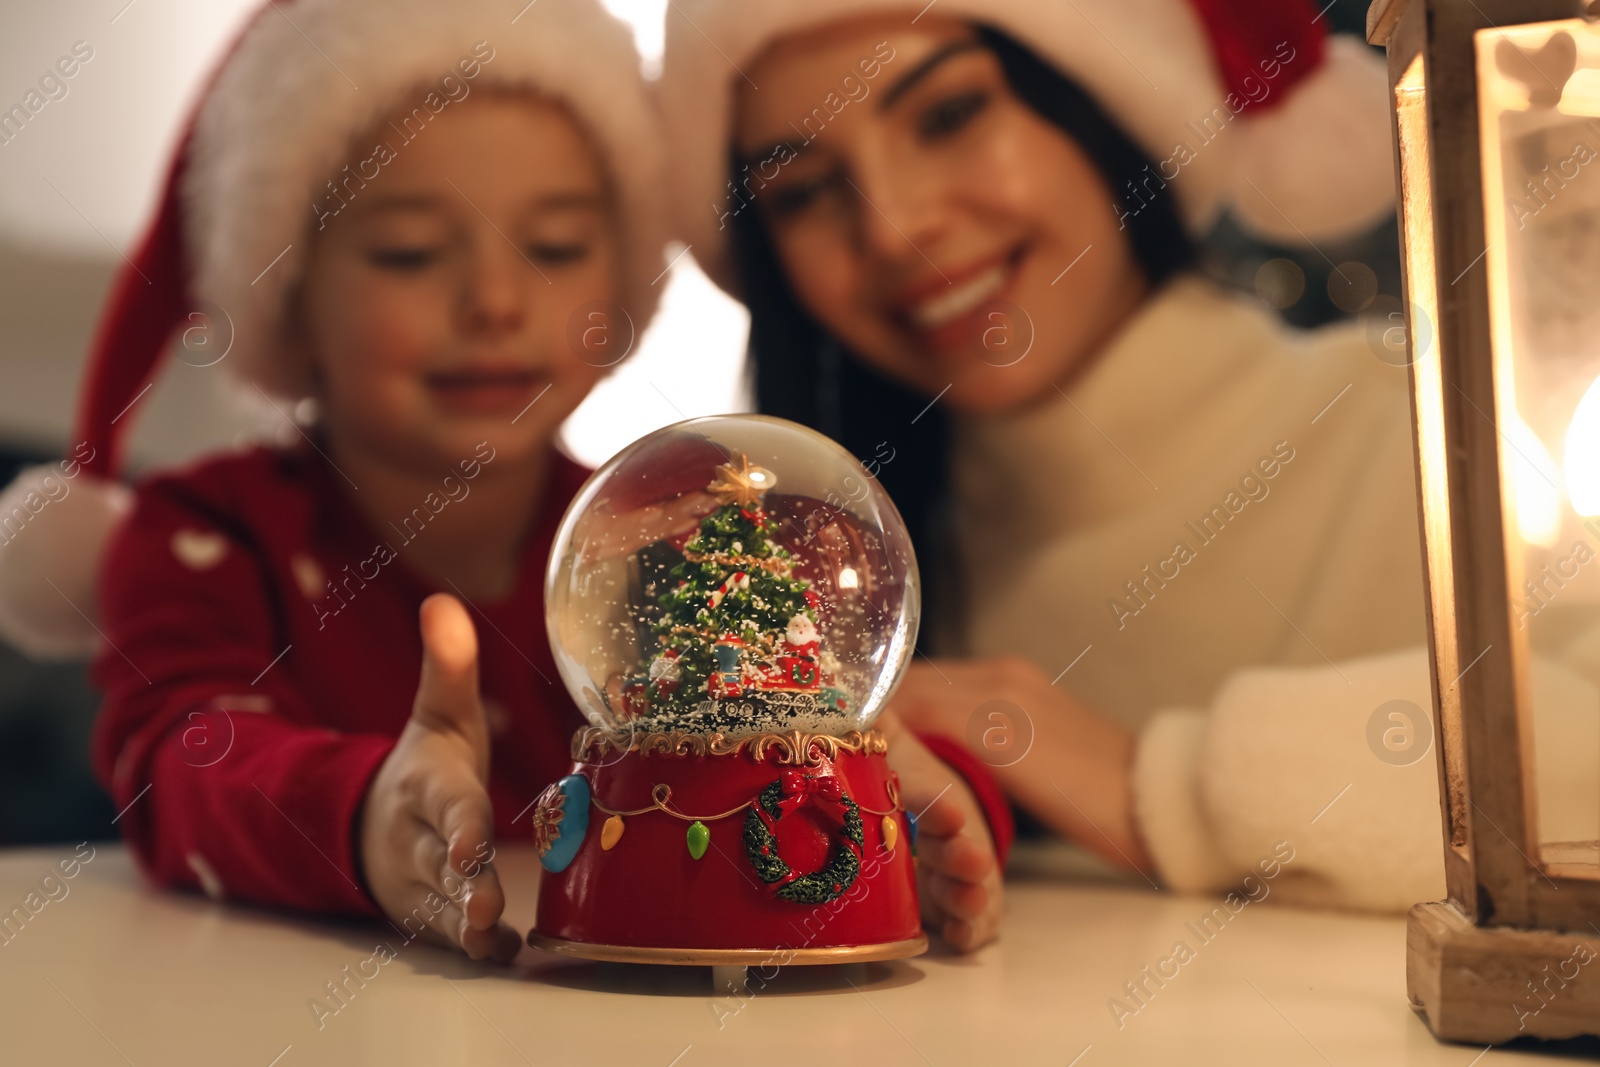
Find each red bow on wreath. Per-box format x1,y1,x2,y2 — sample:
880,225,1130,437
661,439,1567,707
774,771,848,821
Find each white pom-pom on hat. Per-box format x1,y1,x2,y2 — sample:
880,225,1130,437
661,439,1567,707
0,465,130,659
1229,35,1399,244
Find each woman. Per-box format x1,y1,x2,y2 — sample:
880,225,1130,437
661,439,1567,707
660,0,1465,912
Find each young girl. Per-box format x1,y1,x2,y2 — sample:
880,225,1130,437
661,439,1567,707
0,0,1008,958
657,0,1538,911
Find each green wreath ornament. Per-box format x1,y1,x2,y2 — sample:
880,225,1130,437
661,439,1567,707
743,772,865,904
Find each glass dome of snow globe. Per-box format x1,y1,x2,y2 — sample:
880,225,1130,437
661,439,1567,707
546,415,919,740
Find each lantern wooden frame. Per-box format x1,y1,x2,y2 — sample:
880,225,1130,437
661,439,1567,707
1369,0,1600,1043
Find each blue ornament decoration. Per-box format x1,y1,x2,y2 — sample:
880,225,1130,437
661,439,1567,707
906,809,919,855
536,774,591,874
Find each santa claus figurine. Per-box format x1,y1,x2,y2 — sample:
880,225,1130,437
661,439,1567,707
771,613,821,691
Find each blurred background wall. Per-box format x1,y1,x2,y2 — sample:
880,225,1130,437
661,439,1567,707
0,0,1394,845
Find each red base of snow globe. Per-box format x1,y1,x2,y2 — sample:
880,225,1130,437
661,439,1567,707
527,727,926,965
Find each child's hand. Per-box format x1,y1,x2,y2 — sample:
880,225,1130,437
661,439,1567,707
879,710,1003,952
357,594,521,962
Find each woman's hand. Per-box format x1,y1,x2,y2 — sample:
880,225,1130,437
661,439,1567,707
888,657,1155,877
357,594,521,962
879,709,1004,952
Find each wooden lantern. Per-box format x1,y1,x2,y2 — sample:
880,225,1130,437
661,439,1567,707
1369,0,1600,1043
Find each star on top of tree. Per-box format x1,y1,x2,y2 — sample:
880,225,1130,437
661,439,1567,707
707,453,777,509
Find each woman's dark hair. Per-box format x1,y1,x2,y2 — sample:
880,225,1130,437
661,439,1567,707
735,23,1195,612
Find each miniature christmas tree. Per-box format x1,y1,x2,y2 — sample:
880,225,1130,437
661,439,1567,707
638,454,834,726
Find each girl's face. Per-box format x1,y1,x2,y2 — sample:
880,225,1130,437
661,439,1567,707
298,91,619,472
735,16,1148,414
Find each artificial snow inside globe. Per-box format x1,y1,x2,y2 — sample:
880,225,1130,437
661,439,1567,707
528,415,926,965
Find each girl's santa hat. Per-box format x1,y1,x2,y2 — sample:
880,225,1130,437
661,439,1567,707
0,0,668,659
661,0,1396,293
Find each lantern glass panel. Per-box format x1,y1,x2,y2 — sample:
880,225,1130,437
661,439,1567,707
1395,53,1476,856
1476,18,1600,876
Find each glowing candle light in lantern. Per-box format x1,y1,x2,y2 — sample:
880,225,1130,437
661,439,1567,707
1506,414,1563,546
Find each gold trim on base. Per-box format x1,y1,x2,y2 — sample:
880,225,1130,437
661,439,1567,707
571,726,887,766
526,930,928,966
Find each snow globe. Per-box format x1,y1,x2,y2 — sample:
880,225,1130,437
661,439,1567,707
527,415,926,964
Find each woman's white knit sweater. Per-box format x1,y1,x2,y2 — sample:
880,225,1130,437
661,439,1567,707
946,274,1598,912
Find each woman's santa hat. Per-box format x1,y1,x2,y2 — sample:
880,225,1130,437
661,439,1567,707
660,0,1396,293
0,0,668,659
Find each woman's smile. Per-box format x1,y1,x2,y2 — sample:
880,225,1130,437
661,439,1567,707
892,241,1031,355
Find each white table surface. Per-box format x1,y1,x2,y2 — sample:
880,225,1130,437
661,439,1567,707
0,841,1591,1066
